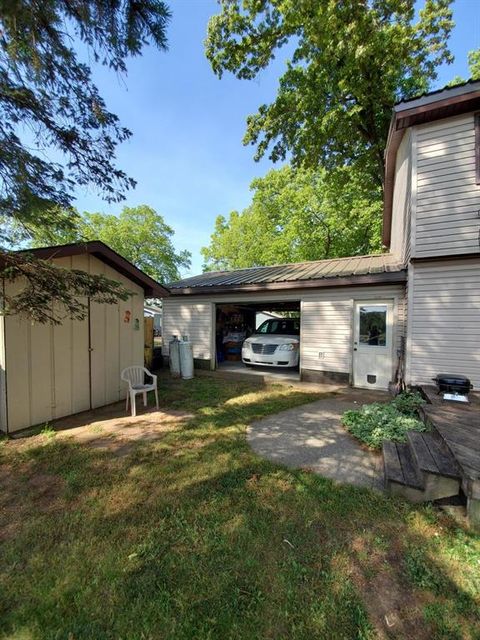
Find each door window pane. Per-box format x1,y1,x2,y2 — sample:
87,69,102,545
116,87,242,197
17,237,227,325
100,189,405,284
359,305,387,346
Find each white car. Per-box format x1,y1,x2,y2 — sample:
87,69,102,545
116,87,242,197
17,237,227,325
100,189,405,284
242,318,300,368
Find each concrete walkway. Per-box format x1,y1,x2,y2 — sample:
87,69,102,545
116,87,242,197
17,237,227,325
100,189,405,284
248,391,387,490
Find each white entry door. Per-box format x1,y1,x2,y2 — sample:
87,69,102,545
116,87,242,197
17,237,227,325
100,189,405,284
353,301,393,390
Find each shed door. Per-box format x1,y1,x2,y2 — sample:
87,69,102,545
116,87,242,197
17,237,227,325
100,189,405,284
353,302,393,390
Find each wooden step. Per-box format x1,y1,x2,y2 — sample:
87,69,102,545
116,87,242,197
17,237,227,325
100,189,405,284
383,441,424,490
407,431,461,479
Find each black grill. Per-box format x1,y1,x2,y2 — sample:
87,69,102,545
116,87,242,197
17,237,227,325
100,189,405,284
251,343,278,355
433,374,473,395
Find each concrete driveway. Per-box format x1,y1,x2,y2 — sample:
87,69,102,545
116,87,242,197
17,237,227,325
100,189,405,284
247,390,388,490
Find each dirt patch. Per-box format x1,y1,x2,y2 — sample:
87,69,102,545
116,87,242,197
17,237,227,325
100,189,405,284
5,406,194,457
68,408,193,456
0,464,66,542
27,472,65,506
0,465,23,542
348,536,433,640
353,565,430,639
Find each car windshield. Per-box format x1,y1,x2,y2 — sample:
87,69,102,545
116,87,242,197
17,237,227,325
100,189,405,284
255,318,300,336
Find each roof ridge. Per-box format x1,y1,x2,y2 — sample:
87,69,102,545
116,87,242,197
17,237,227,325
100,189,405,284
187,252,394,281
394,78,480,108
170,253,405,289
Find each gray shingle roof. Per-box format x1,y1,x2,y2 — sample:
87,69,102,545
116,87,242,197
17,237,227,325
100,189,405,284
169,254,405,291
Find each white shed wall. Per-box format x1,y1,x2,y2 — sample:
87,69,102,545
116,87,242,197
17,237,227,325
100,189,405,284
88,257,144,409
3,254,144,433
0,314,6,432
407,259,480,388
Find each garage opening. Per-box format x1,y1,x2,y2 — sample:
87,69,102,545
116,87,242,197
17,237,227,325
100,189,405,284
215,301,301,380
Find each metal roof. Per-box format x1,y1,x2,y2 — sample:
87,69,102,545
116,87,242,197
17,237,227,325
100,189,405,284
169,254,405,292
394,78,480,110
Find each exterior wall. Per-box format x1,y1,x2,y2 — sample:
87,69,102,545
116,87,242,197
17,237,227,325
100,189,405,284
406,259,480,388
3,255,144,433
390,129,412,262
414,113,480,258
300,285,406,381
88,256,144,409
162,299,214,362
0,314,6,432
163,284,406,381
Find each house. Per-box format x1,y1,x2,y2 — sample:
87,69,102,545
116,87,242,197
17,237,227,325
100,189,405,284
162,80,480,392
0,241,168,434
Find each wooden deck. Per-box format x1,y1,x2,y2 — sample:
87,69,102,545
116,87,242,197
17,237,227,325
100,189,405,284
420,386,480,500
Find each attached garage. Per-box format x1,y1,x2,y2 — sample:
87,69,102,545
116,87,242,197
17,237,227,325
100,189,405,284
0,241,168,434
162,254,407,389
215,301,300,369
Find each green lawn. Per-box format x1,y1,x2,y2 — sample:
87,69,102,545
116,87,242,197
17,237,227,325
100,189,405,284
1,376,479,640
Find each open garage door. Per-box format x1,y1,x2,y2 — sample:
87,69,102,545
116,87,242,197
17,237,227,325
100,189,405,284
215,301,301,380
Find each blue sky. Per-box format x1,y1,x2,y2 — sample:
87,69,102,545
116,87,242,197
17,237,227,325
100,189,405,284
74,0,480,276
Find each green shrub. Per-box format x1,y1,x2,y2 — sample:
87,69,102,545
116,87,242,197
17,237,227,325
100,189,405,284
391,390,426,415
342,391,426,450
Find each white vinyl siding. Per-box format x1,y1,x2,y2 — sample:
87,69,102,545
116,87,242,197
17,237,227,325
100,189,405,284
390,130,412,262
162,284,406,379
301,285,405,377
407,260,480,388
162,299,213,361
414,114,480,257
301,300,352,373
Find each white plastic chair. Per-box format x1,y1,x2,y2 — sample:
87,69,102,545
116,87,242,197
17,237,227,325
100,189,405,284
121,366,159,417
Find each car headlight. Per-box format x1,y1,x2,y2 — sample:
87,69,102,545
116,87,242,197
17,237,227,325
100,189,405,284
242,341,252,350
278,343,299,351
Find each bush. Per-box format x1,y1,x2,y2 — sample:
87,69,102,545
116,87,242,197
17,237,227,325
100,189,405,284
342,391,426,450
390,390,426,415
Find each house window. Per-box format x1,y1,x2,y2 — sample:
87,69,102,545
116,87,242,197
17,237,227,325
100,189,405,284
476,112,480,185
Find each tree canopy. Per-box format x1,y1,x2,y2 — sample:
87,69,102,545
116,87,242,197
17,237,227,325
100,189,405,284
469,49,480,79
449,48,480,85
201,166,382,271
0,0,171,322
30,205,191,284
205,0,454,187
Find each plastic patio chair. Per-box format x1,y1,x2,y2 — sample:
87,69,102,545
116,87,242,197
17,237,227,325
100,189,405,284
121,366,159,417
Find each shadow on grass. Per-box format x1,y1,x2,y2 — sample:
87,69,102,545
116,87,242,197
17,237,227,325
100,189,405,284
0,378,479,640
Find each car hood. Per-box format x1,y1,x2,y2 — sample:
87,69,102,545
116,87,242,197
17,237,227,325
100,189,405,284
245,334,300,345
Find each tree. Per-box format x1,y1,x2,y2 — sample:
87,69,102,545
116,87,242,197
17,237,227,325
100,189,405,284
30,205,191,283
201,165,382,271
205,0,454,188
468,49,480,80
449,49,480,85
0,1,170,322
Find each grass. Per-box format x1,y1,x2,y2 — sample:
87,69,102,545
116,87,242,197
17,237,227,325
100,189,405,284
0,374,479,640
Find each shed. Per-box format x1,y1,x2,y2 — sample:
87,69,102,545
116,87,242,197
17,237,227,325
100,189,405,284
0,241,168,434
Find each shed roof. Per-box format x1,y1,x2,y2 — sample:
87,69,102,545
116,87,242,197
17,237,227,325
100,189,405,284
22,241,169,298
169,253,406,295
